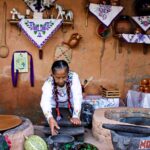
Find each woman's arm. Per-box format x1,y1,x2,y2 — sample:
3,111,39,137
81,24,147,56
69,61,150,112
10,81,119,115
40,79,60,135
40,80,53,121
71,72,83,119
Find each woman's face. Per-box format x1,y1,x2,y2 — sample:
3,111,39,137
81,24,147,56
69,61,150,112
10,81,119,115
53,68,68,87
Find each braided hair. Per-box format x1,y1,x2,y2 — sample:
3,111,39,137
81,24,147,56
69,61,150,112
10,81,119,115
51,60,72,121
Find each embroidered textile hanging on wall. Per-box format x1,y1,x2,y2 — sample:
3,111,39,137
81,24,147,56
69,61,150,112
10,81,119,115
122,33,150,44
19,19,63,49
89,3,123,27
132,16,150,32
11,51,34,87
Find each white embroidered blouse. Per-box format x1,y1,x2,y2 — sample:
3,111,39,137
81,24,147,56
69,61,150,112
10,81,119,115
40,71,83,122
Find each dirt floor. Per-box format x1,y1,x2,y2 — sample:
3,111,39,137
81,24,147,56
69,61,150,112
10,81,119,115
84,128,113,150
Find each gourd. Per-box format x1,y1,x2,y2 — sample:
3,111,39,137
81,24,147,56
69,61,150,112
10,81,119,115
24,135,48,150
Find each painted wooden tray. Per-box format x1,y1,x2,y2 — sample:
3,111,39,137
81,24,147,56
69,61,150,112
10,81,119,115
0,115,22,131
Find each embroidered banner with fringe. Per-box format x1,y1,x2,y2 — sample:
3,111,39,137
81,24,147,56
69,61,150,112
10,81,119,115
19,19,63,49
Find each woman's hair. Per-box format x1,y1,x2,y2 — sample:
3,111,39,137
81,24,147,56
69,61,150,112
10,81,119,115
51,60,69,74
51,60,72,119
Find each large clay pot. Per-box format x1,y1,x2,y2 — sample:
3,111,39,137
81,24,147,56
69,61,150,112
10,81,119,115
114,15,135,34
141,79,149,86
144,86,150,93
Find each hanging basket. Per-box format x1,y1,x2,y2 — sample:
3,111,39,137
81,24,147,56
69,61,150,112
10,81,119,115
113,15,135,35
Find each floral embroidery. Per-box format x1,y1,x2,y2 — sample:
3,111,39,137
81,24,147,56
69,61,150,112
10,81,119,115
25,20,54,37
98,5,111,20
137,16,150,27
122,33,150,44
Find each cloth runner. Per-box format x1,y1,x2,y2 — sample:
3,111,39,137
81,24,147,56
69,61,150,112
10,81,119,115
19,19,63,49
127,90,150,108
122,33,150,44
132,16,150,32
83,95,119,109
89,3,123,27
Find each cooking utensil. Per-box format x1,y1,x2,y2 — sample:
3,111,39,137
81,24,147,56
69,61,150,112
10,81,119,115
47,134,74,150
0,115,22,131
0,1,9,58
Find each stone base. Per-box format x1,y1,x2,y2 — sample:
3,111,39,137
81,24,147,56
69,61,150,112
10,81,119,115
92,107,150,150
3,117,34,150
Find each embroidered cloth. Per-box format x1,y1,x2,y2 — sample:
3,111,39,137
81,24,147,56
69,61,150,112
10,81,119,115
122,33,150,44
132,16,150,32
89,3,123,27
127,90,150,108
19,19,63,49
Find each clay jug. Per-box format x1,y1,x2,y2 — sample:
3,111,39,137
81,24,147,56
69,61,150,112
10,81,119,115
114,15,134,34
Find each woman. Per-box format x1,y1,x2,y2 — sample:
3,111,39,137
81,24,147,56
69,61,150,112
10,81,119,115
40,60,83,135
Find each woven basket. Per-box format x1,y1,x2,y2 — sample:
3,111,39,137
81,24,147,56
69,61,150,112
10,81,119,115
54,44,72,64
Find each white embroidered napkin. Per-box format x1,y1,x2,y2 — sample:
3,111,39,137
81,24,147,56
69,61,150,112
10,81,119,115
132,16,150,32
122,33,150,44
89,3,123,27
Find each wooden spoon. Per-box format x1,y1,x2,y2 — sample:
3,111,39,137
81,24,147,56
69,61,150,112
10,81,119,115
0,1,9,58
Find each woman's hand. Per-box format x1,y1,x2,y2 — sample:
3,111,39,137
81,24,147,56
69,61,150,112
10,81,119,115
49,117,60,135
70,117,81,125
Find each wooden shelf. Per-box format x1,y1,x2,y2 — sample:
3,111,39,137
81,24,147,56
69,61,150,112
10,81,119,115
8,19,20,24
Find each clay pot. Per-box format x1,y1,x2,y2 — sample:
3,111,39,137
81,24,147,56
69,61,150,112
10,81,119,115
64,33,82,48
114,15,135,34
139,86,144,92
144,86,150,93
141,79,149,85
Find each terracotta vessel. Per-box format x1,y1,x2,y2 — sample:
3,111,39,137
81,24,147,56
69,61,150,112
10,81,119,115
139,86,144,92
144,86,150,93
64,33,82,48
141,79,149,85
114,15,134,34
